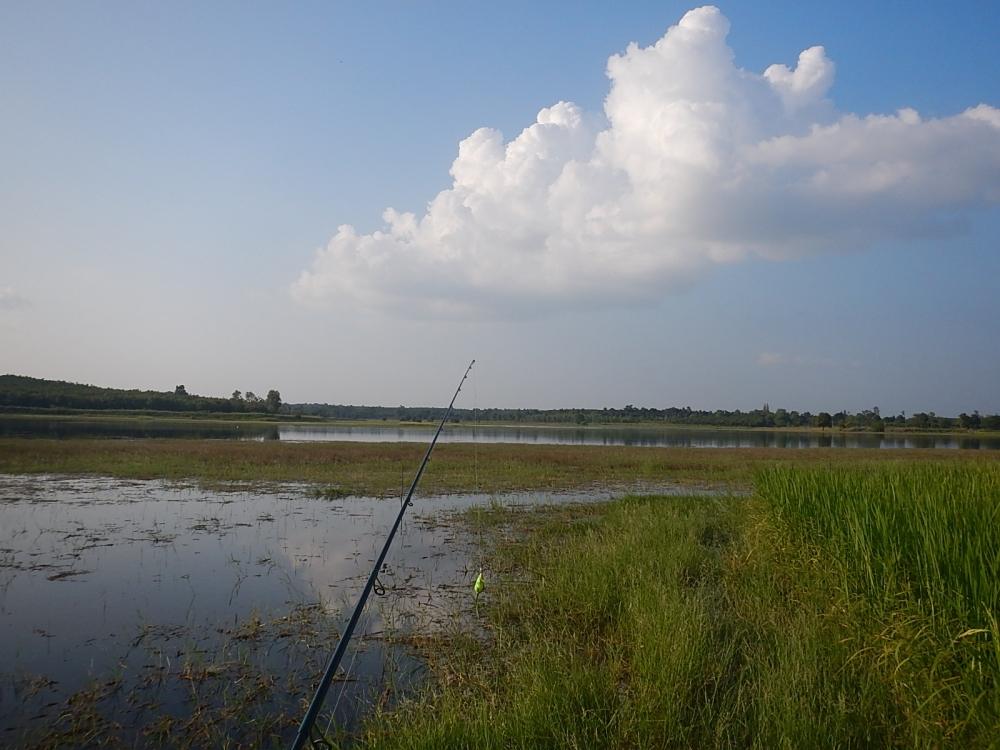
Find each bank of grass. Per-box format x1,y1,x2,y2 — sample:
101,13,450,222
361,462,1000,748
0,438,995,495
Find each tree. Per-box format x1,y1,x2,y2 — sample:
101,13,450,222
265,389,282,414
174,385,187,396
231,390,243,401
816,412,832,429
958,412,981,429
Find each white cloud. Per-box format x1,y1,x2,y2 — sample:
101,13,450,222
293,5,1000,316
0,287,29,311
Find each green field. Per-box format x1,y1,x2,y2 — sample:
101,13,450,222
360,463,1000,748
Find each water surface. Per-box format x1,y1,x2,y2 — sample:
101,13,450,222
3,417,997,449
0,475,646,746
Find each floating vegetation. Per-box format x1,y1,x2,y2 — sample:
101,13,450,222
311,485,354,500
0,475,509,747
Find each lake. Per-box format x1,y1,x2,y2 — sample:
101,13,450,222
0,474,657,746
2,417,999,449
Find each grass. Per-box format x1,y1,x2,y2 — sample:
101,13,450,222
755,464,1000,744
360,462,1000,748
360,494,746,748
1,438,995,495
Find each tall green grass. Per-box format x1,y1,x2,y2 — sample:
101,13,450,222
361,496,742,748
756,464,1000,625
362,464,1000,748
756,463,1000,744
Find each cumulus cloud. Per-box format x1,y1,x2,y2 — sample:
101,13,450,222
0,287,29,311
293,5,1000,315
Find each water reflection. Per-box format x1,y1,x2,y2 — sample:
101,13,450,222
0,417,281,441
2,417,998,449
0,475,646,745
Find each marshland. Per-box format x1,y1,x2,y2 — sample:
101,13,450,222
1,415,998,747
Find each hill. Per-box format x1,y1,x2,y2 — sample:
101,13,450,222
0,375,280,415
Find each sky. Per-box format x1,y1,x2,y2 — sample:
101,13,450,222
1,1,998,415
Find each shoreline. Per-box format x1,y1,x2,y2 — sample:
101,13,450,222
2,410,999,439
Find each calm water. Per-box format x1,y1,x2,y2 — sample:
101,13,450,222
2,417,999,449
0,475,644,746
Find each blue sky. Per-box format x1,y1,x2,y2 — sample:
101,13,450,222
1,2,998,414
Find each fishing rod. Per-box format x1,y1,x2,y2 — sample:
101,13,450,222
291,359,475,750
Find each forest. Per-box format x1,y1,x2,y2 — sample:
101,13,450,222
3,374,997,431
0,375,281,414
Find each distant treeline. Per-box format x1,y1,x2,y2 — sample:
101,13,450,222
290,402,1000,432
0,375,282,414
3,375,997,431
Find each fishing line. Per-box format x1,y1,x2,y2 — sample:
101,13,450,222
321,599,375,742
473,366,480,492
291,360,475,750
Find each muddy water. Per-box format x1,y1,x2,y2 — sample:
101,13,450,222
0,475,642,747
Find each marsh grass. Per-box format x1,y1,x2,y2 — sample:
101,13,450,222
361,495,744,748
363,463,1000,748
756,463,1000,625
1,438,992,495
756,463,1000,744
311,485,355,499
13,604,338,749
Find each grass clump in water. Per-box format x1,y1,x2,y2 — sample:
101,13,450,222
311,485,353,499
